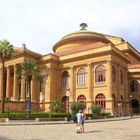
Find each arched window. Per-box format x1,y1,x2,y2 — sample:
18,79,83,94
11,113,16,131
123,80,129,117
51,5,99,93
61,71,69,88
112,65,116,82
120,70,123,85
77,68,86,86
95,65,105,82
130,80,138,92
95,93,106,108
77,95,86,103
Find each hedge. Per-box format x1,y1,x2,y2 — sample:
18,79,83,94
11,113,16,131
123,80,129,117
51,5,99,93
0,112,70,120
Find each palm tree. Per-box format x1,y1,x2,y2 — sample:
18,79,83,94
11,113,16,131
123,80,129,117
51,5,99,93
0,39,14,113
16,59,41,111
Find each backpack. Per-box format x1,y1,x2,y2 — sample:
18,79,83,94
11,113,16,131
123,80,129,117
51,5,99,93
73,115,77,123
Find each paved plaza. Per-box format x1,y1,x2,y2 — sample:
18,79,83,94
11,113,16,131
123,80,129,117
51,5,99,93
0,118,140,140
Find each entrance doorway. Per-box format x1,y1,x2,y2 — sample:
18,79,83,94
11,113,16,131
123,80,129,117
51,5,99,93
62,96,69,112
131,99,139,113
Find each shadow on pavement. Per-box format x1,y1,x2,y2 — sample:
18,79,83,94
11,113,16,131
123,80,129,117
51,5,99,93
84,130,102,133
0,135,12,140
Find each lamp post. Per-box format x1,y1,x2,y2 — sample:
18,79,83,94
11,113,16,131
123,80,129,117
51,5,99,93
129,94,133,117
117,102,121,117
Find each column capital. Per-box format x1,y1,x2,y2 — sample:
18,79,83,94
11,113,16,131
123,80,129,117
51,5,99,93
87,62,92,67
6,65,11,68
107,59,112,64
13,64,17,73
70,64,75,69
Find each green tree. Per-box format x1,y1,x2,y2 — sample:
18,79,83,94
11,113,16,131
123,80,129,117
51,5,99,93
91,105,102,116
16,59,41,110
71,101,86,116
0,39,13,113
50,100,64,112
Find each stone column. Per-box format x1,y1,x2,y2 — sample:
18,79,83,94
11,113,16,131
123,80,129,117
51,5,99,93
31,79,36,102
13,65,18,101
20,77,25,101
87,63,92,101
116,64,120,99
35,81,40,102
6,66,11,98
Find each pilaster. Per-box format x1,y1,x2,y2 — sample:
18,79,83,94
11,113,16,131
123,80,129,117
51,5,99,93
87,63,92,101
69,65,74,101
107,60,112,98
106,59,113,114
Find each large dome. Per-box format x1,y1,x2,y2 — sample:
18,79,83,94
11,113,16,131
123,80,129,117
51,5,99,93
53,24,112,55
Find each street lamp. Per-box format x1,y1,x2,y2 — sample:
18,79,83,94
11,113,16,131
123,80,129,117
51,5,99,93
129,94,133,117
117,102,121,117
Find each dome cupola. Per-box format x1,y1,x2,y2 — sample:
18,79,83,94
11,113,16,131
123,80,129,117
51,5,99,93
53,23,112,55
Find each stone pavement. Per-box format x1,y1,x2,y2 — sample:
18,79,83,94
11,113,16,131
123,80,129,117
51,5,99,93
0,116,140,140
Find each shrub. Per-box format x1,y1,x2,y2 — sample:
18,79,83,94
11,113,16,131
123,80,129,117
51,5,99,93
70,101,86,116
100,112,111,117
50,100,64,112
0,112,70,119
91,105,102,116
49,112,70,118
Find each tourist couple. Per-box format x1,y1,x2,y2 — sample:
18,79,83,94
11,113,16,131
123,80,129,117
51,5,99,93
75,110,85,133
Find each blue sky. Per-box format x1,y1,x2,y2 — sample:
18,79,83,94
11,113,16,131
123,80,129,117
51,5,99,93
0,0,140,54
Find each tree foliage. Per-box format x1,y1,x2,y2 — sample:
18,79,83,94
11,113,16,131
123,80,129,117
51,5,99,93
91,105,102,116
0,39,13,60
0,39,14,113
50,100,64,113
16,59,41,82
70,101,86,115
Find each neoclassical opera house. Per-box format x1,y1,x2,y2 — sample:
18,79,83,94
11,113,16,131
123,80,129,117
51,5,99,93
0,23,140,115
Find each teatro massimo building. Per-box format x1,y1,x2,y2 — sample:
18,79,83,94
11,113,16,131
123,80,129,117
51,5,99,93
0,23,140,115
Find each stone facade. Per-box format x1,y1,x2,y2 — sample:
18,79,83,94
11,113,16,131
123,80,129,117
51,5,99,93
0,25,140,115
